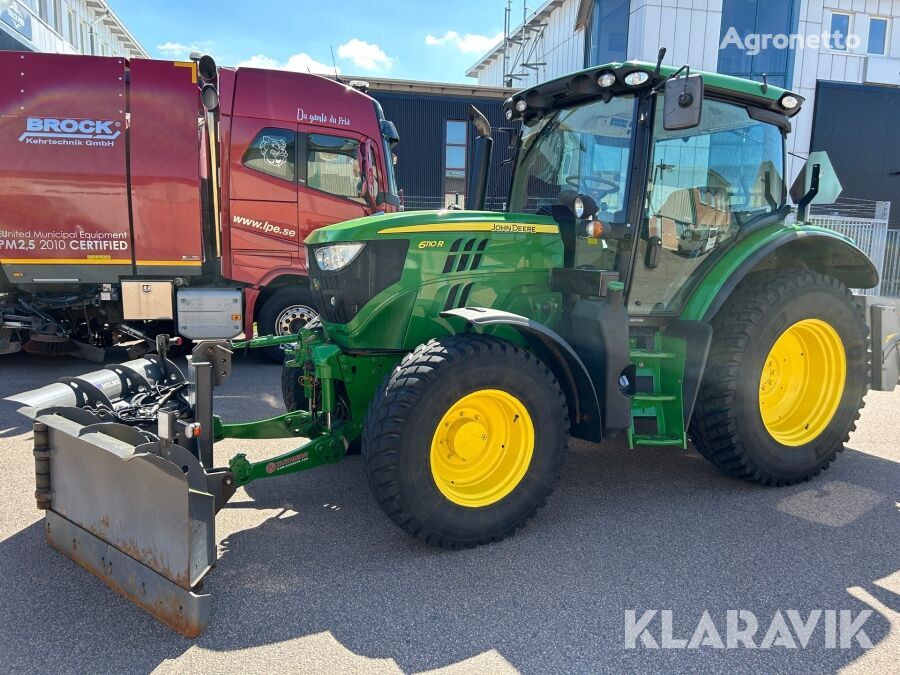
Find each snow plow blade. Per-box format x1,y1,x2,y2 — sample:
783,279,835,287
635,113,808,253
29,409,215,636
6,342,237,637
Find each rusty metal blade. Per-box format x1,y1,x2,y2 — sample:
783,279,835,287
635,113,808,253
31,408,217,636
45,511,210,637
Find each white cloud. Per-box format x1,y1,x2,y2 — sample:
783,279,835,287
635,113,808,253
156,41,194,57
425,31,503,54
336,39,393,71
235,53,339,75
156,40,215,59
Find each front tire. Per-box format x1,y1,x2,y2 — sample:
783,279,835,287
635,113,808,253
690,269,868,485
362,335,569,548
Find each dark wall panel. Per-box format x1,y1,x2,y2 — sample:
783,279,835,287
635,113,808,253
371,91,516,211
0,30,32,52
810,81,900,227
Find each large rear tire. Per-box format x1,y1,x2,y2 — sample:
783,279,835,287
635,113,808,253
362,335,569,548
690,269,868,485
257,286,318,363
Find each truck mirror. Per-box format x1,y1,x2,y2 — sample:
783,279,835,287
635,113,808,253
359,142,377,209
201,83,219,111
663,74,704,131
198,54,217,82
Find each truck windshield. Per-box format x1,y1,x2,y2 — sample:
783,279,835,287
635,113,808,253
509,94,637,219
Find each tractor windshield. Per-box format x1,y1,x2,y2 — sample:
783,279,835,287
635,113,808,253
508,94,637,218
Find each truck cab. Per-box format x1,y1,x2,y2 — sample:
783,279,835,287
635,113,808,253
217,67,400,338
0,52,399,359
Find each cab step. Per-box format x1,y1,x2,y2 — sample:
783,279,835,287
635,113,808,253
632,392,677,403
629,349,677,361
631,433,685,447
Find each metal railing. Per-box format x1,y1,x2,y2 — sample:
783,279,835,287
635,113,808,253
401,195,508,212
803,200,896,298
882,230,900,298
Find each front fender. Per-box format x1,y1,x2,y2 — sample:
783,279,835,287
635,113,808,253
440,307,603,442
681,226,879,322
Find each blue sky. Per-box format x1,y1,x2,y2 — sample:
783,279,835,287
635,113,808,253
110,1,506,83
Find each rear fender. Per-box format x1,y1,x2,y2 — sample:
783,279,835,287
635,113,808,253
681,228,879,322
441,307,603,441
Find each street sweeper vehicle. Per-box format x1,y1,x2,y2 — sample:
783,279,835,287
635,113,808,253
0,51,400,361
9,57,900,636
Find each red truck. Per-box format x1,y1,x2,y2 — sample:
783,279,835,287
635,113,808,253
0,52,400,360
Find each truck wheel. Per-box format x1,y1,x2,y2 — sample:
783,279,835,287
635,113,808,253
257,286,318,363
690,269,868,486
362,335,569,548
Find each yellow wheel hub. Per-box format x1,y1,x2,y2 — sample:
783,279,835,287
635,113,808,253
758,318,846,446
430,389,535,507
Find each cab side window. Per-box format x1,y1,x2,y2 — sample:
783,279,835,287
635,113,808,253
629,98,785,315
306,134,363,203
242,127,296,182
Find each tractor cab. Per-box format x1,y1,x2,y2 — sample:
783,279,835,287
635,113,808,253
504,60,800,320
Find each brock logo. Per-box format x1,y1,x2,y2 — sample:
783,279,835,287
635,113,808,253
19,117,121,144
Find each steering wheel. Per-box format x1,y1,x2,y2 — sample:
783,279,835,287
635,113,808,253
566,175,620,195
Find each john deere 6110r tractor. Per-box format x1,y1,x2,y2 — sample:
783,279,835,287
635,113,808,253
10,58,900,635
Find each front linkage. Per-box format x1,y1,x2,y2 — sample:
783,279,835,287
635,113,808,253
223,328,397,486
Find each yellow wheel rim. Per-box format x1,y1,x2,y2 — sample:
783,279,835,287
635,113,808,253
430,389,535,508
758,319,846,447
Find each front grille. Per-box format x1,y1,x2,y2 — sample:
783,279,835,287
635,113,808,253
308,240,409,324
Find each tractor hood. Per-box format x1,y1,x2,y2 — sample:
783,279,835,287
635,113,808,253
305,210,559,244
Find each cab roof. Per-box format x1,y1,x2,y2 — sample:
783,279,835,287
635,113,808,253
504,60,802,123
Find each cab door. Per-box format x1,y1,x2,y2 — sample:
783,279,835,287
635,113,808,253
228,118,300,284
297,129,370,262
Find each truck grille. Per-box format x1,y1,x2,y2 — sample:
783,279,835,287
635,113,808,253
308,240,409,324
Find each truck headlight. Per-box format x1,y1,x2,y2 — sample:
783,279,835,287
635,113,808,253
314,243,365,271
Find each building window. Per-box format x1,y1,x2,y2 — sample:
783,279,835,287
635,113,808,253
585,0,630,67
828,12,851,51
868,17,889,55
65,8,75,45
307,134,363,202
242,128,296,182
719,0,801,89
51,0,61,33
444,120,467,208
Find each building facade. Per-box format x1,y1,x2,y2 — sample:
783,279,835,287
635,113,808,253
467,0,900,217
354,77,515,210
1,0,146,57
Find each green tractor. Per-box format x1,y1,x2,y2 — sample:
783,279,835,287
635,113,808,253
9,59,900,636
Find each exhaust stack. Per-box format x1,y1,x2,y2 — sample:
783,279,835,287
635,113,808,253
465,105,493,211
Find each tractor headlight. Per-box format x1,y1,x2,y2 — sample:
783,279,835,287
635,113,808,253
623,71,650,87
596,71,617,88
314,243,365,271
780,94,799,110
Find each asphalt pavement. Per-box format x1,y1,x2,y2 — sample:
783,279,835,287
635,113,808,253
0,350,897,674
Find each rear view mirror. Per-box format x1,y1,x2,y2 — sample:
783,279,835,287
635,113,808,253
789,151,843,220
664,74,704,131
